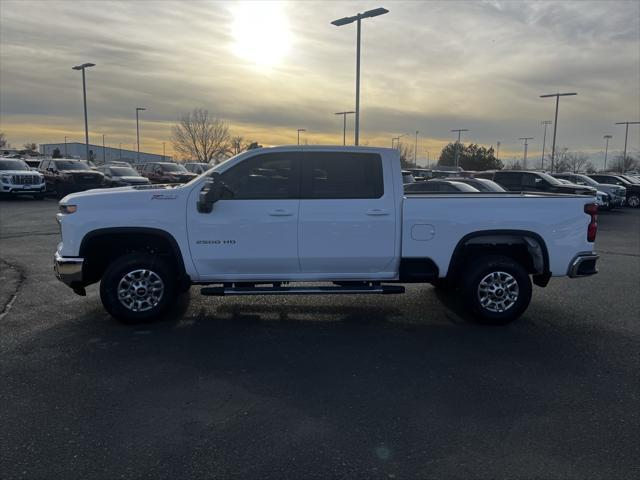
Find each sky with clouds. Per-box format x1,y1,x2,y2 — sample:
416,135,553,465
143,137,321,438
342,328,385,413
1,0,638,166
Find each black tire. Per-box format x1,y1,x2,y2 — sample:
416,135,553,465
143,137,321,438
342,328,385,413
100,253,177,323
461,254,532,325
627,194,640,208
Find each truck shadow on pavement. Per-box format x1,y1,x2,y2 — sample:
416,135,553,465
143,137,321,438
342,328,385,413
3,290,639,479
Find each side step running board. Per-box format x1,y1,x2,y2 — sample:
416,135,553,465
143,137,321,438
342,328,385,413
201,284,405,297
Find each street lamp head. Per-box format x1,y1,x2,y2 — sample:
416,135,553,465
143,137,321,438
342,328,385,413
604,134,613,139
136,107,147,112
297,128,306,132
361,7,389,18
72,62,95,70
331,15,358,26
335,111,356,115
331,7,388,25
540,92,577,98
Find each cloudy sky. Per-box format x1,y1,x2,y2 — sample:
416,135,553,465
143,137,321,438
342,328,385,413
1,0,639,165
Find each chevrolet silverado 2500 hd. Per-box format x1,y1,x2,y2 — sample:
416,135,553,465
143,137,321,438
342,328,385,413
54,146,599,324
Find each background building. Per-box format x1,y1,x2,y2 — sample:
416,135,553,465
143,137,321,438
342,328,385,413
39,142,172,164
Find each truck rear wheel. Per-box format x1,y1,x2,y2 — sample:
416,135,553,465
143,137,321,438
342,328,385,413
100,253,177,323
461,254,532,325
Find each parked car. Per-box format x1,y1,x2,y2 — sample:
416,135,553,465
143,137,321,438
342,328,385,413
0,158,46,199
405,179,480,193
184,162,212,174
23,159,43,170
54,146,599,325
555,178,610,210
402,170,416,184
552,172,626,208
140,162,198,184
406,168,431,180
445,177,506,192
588,174,640,208
39,159,104,197
97,165,151,187
476,170,596,196
105,161,132,167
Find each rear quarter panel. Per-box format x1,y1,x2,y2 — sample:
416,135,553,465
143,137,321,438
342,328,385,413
402,194,595,277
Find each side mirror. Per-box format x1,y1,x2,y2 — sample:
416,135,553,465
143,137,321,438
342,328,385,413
197,173,229,213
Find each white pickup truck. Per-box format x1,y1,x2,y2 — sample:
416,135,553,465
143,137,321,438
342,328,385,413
54,146,599,325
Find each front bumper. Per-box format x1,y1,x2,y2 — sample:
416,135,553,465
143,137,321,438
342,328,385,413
1,184,45,194
54,251,84,287
568,253,599,278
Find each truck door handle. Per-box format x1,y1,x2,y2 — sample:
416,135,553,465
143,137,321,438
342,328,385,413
269,209,293,216
366,209,390,216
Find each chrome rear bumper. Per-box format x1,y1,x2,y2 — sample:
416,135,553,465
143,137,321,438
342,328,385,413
568,253,599,278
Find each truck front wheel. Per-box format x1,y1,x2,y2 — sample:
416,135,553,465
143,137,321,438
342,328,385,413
461,255,532,325
100,253,177,323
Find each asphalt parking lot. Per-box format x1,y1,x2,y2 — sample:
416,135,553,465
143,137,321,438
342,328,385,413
1,198,639,480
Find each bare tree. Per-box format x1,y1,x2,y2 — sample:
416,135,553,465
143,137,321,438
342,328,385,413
171,109,231,163
608,154,639,173
396,141,415,169
566,152,589,173
0,132,8,148
23,142,37,152
504,159,522,170
229,136,260,156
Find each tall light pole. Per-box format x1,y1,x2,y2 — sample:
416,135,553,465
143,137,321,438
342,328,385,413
392,133,407,150
64,136,67,157
119,143,122,160
496,141,500,162
72,62,96,161
335,111,355,145
603,134,612,171
451,129,469,169
102,134,106,163
297,128,306,145
163,142,166,161
519,137,533,169
540,120,552,169
414,130,419,166
331,7,389,146
136,107,146,163
615,122,640,170
540,92,577,172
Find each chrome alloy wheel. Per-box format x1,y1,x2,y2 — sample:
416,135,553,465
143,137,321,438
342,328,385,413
117,269,165,312
477,271,519,313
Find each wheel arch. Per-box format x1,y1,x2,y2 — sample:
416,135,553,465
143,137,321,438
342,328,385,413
447,229,551,287
79,227,189,286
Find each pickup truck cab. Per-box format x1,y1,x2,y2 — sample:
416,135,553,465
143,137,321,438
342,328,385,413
476,170,596,196
54,146,599,325
141,162,198,184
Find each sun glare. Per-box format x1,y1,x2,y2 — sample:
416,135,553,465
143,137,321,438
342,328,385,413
231,2,292,68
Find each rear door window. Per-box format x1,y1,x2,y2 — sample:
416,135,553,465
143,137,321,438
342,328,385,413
494,172,522,189
301,152,383,199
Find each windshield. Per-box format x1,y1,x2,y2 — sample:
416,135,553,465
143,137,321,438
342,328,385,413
574,174,599,187
162,164,188,173
537,172,562,185
55,160,91,170
621,175,640,184
0,159,29,171
110,167,138,176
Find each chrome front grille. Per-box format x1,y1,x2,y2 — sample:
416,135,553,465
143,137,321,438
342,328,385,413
12,174,39,185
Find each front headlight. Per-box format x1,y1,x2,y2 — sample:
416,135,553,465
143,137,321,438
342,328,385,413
59,204,78,214
1,175,11,184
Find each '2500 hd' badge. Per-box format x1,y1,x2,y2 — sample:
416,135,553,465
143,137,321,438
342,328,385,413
196,240,236,245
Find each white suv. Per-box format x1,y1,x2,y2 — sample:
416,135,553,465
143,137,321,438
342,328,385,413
0,158,46,199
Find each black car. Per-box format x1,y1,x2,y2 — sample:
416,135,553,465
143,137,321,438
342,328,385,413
588,174,640,208
444,177,506,192
404,179,479,193
39,159,104,197
97,165,150,187
476,170,596,195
